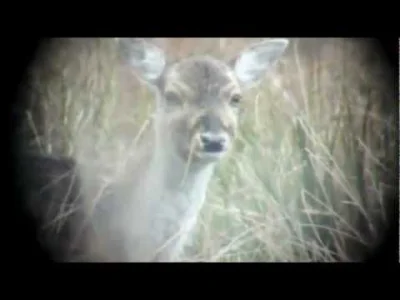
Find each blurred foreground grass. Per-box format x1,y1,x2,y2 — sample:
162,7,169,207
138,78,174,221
19,38,396,262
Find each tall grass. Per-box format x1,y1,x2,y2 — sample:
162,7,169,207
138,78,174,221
18,38,396,262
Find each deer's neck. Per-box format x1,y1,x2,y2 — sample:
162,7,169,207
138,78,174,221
112,131,215,261
143,135,215,215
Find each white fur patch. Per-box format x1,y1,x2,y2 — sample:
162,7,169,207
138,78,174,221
234,39,289,88
127,39,166,82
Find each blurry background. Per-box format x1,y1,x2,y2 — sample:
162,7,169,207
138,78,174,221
17,38,396,262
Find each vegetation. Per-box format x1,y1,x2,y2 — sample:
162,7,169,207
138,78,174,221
19,38,396,262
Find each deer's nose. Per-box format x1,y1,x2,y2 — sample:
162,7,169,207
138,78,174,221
200,132,228,153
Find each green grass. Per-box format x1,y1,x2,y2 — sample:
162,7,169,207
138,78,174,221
19,38,396,262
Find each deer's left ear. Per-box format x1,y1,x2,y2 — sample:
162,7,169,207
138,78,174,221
230,39,289,89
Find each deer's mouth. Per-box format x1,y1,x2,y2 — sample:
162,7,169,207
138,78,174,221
197,131,229,158
185,132,230,162
203,140,225,153
196,144,228,161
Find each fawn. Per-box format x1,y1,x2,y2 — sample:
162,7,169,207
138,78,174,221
22,38,289,262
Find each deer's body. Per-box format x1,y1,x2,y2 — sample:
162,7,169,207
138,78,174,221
86,139,216,261
23,38,289,262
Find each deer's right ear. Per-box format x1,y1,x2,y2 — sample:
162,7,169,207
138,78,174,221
118,38,166,84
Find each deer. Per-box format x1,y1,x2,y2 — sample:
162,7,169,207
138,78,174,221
20,38,290,262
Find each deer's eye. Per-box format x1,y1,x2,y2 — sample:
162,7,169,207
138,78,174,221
164,91,182,107
230,94,242,106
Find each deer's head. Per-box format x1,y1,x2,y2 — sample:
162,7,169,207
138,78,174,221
120,38,289,165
